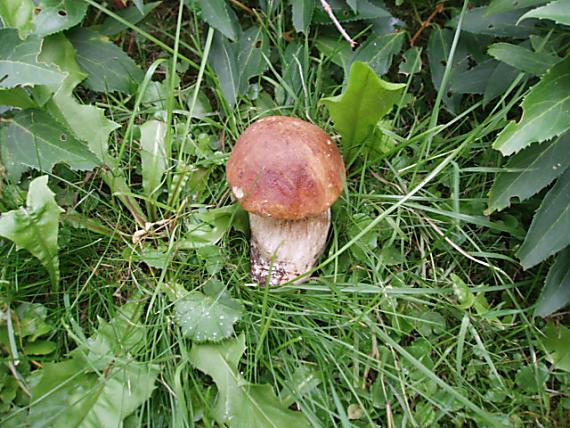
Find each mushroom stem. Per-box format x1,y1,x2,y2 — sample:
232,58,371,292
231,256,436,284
249,210,331,286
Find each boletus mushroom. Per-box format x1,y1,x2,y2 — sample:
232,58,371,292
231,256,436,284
226,116,345,286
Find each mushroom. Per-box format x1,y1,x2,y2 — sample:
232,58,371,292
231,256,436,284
226,116,345,286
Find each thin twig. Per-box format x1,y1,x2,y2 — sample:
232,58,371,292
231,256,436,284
228,0,255,15
410,2,445,46
320,0,358,48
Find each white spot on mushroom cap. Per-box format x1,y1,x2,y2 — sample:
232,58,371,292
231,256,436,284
233,186,244,199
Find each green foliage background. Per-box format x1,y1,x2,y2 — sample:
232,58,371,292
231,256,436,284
0,0,569,426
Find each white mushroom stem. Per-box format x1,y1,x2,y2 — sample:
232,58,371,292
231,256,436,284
249,209,331,286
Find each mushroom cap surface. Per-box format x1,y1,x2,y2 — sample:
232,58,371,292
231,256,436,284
226,116,345,220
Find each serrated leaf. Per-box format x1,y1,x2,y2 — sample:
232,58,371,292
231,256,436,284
189,334,311,428
487,0,547,15
321,61,404,159
517,167,570,268
179,206,236,249
32,362,157,428
140,120,167,198
47,92,119,162
175,281,243,342
32,0,88,37
351,32,405,76
487,134,570,213
29,303,158,428
313,0,390,24
79,301,147,367
38,32,86,91
37,33,120,162
0,0,34,38
195,0,239,41
448,7,539,38
488,42,560,75
0,88,37,109
0,176,63,287
515,364,549,393
290,0,315,34
0,29,65,89
0,109,100,180
68,28,144,93
542,322,570,371
493,56,570,156
519,0,570,26
535,248,570,317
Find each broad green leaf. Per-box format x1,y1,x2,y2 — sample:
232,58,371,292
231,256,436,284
449,60,498,94
236,26,269,94
195,0,239,41
515,364,549,393
140,120,167,198
79,301,147,368
0,0,34,38
175,280,243,342
535,248,570,317
282,42,307,100
24,340,57,355
290,0,315,34
0,176,63,287
210,32,239,106
38,32,86,91
448,7,538,38
517,167,570,268
399,47,422,75
210,27,269,106
30,361,158,428
189,334,311,428
313,0,390,24
96,1,161,36
0,88,37,109
321,61,405,159
68,28,144,93
493,56,570,155
487,0,547,15
0,109,100,180
16,302,53,340
32,0,88,37
483,60,519,104
46,92,119,162
0,29,65,89
37,33,120,162
29,303,158,428
179,205,235,249
314,36,353,72
426,27,469,112
488,42,560,75
520,0,570,26
487,134,570,213
351,32,405,77
542,322,570,371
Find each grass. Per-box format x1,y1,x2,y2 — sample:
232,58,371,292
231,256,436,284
1,1,569,427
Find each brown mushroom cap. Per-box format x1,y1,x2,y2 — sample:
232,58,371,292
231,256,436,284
226,116,345,220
